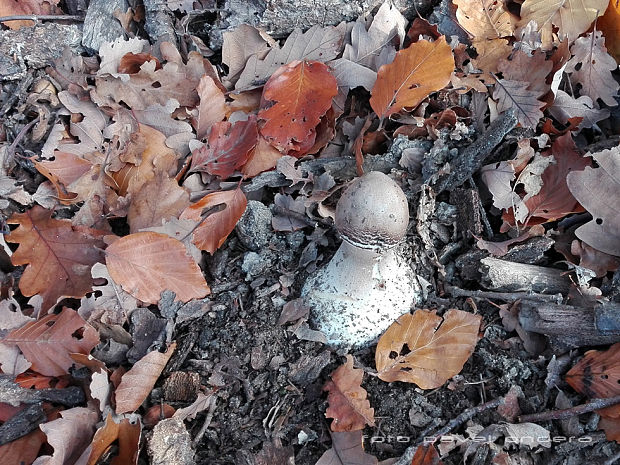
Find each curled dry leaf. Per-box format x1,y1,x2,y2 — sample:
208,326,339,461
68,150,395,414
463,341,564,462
567,146,620,256
599,0,620,63
35,407,99,465
411,444,444,465
240,135,284,178
370,37,454,120
0,0,61,29
5,308,99,377
324,355,375,432
375,309,482,389
87,413,141,465
105,232,210,304
315,430,377,465
6,206,106,312
115,342,176,414
180,187,247,254
258,60,338,156
190,117,259,178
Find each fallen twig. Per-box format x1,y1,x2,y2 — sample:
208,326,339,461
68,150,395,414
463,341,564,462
394,397,504,465
445,285,564,303
519,395,620,423
0,14,84,23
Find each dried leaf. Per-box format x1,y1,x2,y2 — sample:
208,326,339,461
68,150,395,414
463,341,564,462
180,187,247,254
258,60,338,155
87,413,141,465
6,206,106,312
222,24,271,84
549,90,610,129
190,117,259,178
34,407,99,465
567,146,620,256
375,309,481,389
193,76,227,140
4,308,99,377
236,24,344,90
0,427,46,465
34,151,92,204
497,50,552,98
105,232,210,304
493,79,545,128
370,37,454,120
565,31,619,107
98,37,150,76
324,355,375,432
599,0,620,63
115,343,176,414
454,0,516,40
411,445,444,465
519,0,608,43
571,240,620,276
480,161,519,210
127,171,190,232
315,431,378,465
520,132,590,224
241,135,284,178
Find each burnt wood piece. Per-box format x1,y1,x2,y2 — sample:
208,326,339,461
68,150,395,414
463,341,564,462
82,0,128,51
480,257,571,294
518,301,620,350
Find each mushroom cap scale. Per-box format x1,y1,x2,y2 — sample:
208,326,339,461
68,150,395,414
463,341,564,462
335,171,409,250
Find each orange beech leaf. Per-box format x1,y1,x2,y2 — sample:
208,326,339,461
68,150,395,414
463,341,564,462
241,135,284,178
324,355,375,432
370,37,454,121
565,342,620,440
87,413,142,465
315,431,377,465
600,0,620,63
6,206,106,312
143,404,176,427
566,342,620,401
375,309,481,389
411,445,444,465
115,343,176,414
180,187,247,254
258,60,338,155
105,232,210,304
15,372,70,389
190,117,258,178
5,308,99,377
193,75,227,140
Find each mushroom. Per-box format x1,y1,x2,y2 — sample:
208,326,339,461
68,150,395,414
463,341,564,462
302,171,417,349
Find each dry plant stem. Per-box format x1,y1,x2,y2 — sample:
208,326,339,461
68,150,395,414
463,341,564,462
445,285,564,303
395,397,504,465
0,15,84,23
519,395,620,423
192,396,217,448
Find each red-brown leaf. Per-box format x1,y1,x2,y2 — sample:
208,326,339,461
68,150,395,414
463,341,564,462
190,117,258,178
6,206,106,312
258,60,337,155
4,308,99,377
180,187,247,254
115,343,176,414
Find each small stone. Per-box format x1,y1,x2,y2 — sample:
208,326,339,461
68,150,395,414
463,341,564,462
236,200,273,251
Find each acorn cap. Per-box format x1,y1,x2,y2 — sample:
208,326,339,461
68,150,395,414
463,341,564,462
335,171,409,250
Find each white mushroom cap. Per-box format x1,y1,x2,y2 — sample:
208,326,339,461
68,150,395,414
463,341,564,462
335,171,409,250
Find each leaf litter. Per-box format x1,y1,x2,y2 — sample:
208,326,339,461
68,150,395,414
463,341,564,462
0,0,619,464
